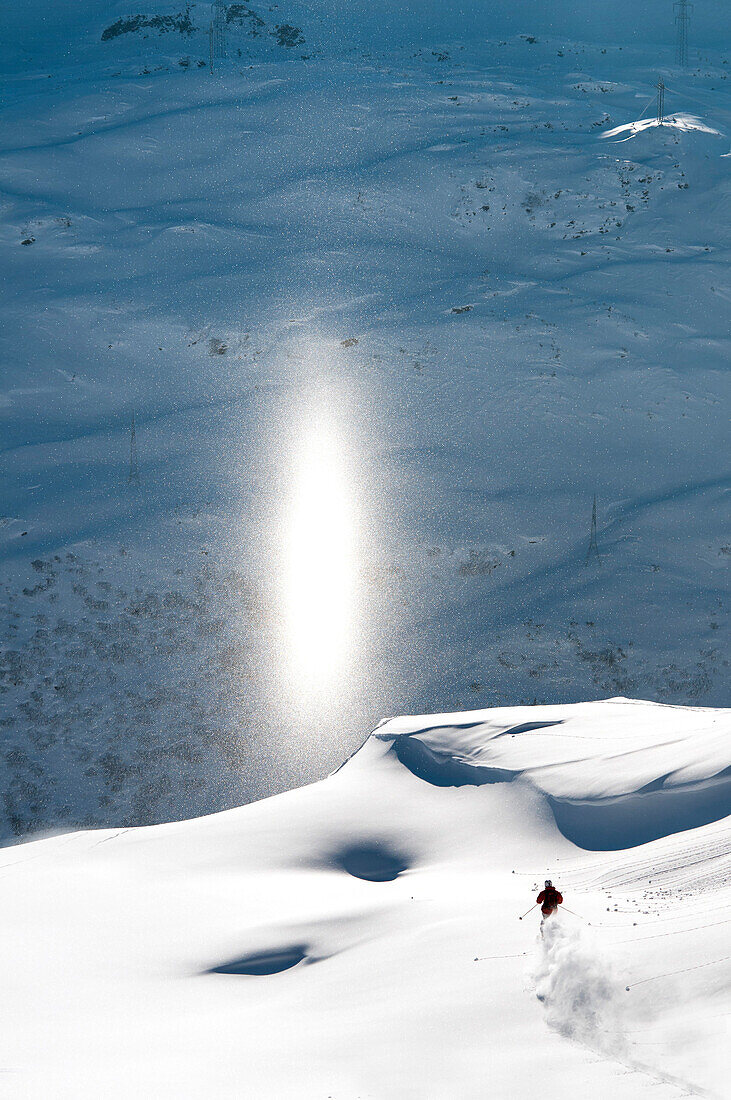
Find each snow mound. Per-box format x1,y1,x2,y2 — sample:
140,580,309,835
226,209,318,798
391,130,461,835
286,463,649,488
602,113,722,142
371,698,731,849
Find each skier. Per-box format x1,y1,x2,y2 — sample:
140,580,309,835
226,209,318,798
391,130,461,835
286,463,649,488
536,879,563,922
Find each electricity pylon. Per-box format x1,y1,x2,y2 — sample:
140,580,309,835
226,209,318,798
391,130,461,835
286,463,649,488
656,79,665,125
209,1,227,72
128,412,140,485
585,494,601,566
674,0,692,68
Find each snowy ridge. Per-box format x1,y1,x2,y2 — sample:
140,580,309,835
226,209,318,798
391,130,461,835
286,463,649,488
602,113,723,142
374,697,728,795
370,698,731,848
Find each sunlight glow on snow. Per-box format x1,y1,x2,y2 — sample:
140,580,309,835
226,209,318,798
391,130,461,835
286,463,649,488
283,409,357,696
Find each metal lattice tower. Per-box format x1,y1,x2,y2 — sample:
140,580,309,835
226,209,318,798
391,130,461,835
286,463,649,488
210,1,227,70
674,0,692,68
128,412,140,485
656,79,666,125
585,494,601,566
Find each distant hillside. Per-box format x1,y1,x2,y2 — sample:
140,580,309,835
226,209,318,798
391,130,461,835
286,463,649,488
1,0,728,72
1,6,728,842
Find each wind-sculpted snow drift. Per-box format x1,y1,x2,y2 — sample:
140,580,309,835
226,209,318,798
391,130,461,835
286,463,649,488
374,698,731,848
0,698,728,1098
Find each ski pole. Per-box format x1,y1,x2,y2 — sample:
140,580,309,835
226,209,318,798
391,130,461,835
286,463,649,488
519,903,538,920
560,906,590,924
474,951,527,962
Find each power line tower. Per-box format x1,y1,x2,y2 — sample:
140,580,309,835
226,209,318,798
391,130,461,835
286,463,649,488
209,1,227,73
585,494,601,566
128,412,140,485
656,78,665,125
674,0,692,68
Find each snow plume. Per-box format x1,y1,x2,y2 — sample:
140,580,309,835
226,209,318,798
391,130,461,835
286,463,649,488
533,917,628,1057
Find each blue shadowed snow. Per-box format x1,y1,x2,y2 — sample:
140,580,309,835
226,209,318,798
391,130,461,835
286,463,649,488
0,2,729,841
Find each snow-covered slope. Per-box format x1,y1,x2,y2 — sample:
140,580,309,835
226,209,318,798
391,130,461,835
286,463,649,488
0,699,729,1097
1,5,729,841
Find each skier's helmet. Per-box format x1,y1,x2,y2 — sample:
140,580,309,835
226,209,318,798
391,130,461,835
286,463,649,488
545,879,552,888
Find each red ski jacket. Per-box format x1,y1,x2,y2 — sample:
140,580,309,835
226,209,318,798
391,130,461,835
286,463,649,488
536,887,563,913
